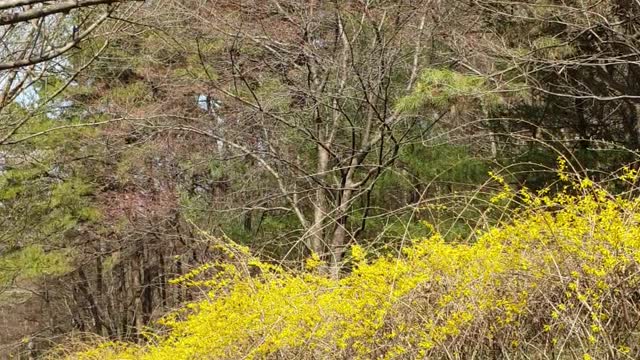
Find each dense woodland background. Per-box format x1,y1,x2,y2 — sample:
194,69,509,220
2,0,640,357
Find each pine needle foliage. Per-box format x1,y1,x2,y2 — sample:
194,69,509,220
397,69,502,111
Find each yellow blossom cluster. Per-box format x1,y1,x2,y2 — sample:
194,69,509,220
62,178,640,359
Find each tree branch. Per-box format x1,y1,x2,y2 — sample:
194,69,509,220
0,0,132,26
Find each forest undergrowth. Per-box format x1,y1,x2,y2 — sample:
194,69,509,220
52,165,640,360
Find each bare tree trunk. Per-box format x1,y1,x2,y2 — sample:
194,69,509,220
131,250,144,341
77,268,105,335
95,239,115,337
309,143,329,256
329,178,354,278
157,248,168,308
117,262,128,338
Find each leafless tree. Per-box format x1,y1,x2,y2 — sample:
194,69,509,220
0,0,142,144
125,0,467,277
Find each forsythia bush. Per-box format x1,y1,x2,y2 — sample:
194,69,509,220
63,178,640,359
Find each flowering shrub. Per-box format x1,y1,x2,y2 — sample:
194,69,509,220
62,178,640,359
